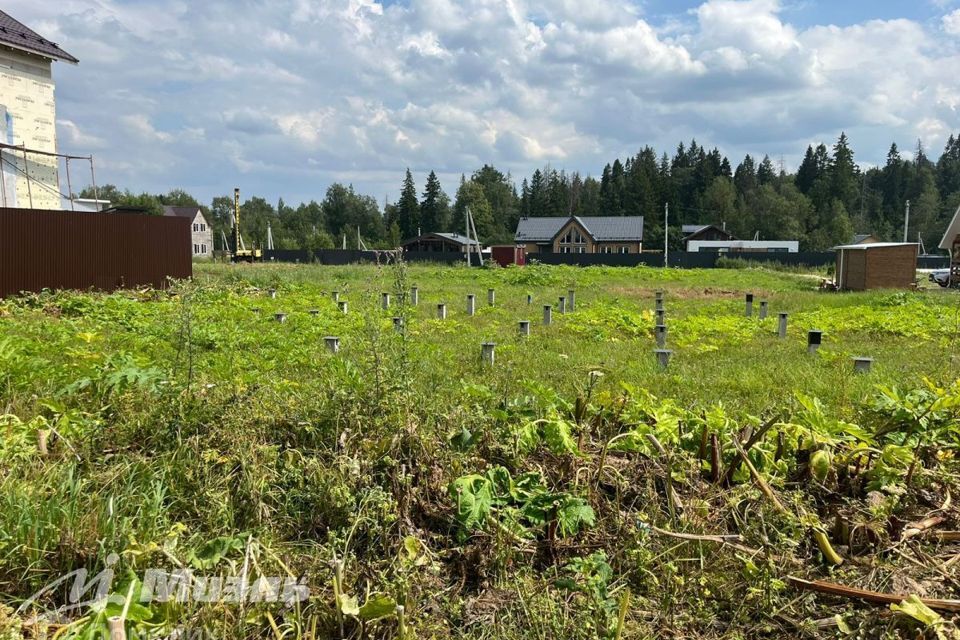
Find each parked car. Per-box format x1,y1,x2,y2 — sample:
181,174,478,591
929,269,954,288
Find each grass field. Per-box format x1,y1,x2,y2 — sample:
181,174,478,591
1,261,959,639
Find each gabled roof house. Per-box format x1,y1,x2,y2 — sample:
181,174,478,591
681,224,735,250
515,216,644,254
163,206,214,259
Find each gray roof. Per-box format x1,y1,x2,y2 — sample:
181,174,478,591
403,232,479,246
434,232,478,246
515,216,644,242
163,206,207,222
0,10,78,64
681,224,708,235
850,233,875,244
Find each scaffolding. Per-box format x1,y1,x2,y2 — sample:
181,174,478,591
0,141,97,210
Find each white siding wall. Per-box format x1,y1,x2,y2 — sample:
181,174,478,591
0,46,59,209
190,211,214,258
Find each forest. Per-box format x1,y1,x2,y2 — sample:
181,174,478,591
85,131,960,253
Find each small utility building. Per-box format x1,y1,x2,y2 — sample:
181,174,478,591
833,242,918,291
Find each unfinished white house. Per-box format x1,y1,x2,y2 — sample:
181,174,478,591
0,10,78,210
163,206,214,259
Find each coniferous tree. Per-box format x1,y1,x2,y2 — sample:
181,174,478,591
757,155,776,185
937,135,960,197
528,169,547,217
734,155,757,196
719,156,733,178
795,145,819,194
397,169,420,239
419,171,450,233
830,133,859,214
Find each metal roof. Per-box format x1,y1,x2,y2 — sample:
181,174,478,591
515,216,644,242
433,232,478,245
403,232,478,246
162,206,202,220
850,233,876,244
832,242,918,250
0,10,78,64
681,224,735,240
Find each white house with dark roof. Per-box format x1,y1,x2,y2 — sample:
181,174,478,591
163,206,213,259
681,224,736,250
0,10,78,210
515,216,644,254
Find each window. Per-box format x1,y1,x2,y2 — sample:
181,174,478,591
558,224,589,253
200,223,206,232
619,246,630,254
193,243,199,254
193,223,198,232
201,244,207,254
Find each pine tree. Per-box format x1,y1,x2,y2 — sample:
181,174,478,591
830,132,859,214
757,155,776,185
881,143,904,234
529,169,546,217
734,155,757,196
937,134,960,197
719,156,732,178
397,169,420,238
795,146,818,193
419,171,450,232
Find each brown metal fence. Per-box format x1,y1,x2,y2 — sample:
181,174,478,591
0,207,192,298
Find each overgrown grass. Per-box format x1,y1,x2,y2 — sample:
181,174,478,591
0,261,958,639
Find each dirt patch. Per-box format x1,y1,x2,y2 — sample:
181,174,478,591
608,286,751,300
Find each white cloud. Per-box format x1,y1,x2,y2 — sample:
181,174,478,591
57,119,105,149
944,9,960,35
121,115,172,143
695,0,800,59
0,0,956,204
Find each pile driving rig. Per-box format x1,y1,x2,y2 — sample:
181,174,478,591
232,187,262,262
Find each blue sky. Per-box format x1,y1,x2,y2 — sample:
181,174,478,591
8,0,960,206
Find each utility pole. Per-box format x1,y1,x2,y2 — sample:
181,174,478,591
664,202,669,268
903,200,910,243
465,206,471,267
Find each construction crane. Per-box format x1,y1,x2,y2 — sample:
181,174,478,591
232,187,262,262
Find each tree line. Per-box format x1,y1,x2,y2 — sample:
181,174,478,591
82,131,960,252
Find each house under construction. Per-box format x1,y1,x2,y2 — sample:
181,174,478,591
0,10,79,210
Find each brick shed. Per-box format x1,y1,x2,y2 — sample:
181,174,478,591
833,242,918,291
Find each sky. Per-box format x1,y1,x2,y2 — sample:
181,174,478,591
9,0,960,206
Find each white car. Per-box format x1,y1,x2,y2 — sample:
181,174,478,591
929,269,954,288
